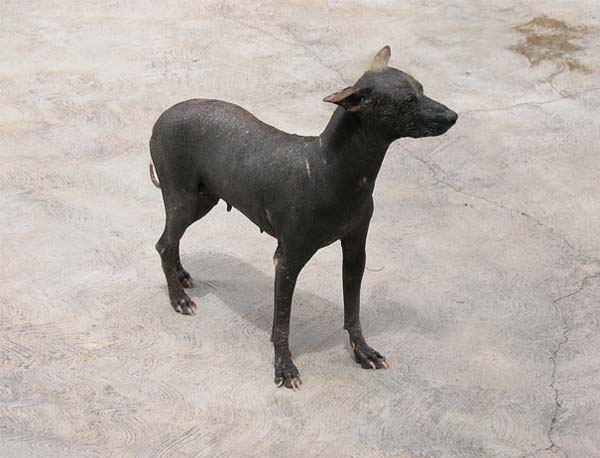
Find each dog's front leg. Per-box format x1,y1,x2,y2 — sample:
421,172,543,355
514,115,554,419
271,243,313,390
341,204,388,370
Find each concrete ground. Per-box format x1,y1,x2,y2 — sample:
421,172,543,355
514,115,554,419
2,1,600,457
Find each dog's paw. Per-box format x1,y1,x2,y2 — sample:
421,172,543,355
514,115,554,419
352,342,389,370
177,269,194,288
274,357,302,390
172,294,197,315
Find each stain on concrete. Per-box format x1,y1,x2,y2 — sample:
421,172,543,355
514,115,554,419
510,15,592,74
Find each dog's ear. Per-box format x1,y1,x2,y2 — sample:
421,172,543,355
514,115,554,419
370,45,391,72
322,86,371,112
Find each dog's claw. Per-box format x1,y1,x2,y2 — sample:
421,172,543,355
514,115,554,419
353,342,388,370
289,377,302,391
274,358,301,391
172,295,197,316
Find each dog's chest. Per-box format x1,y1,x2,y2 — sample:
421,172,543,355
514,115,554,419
304,187,372,244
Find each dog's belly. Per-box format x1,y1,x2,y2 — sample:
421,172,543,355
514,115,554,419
200,156,373,246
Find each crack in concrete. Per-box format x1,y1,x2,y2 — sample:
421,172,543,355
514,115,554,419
400,144,600,267
401,140,600,457
280,24,348,85
402,143,600,457
226,17,296,46
225,17,348,85
461,86,600,115
541,323,571,458
522,273,600,458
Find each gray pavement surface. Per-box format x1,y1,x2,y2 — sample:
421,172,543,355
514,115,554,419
1,1,600,457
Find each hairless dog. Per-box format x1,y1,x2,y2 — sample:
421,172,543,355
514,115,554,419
149,46,457,390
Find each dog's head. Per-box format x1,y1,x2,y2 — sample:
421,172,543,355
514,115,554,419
323,46,457,140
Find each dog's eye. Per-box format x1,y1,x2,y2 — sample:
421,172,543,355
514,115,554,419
405,95,416,103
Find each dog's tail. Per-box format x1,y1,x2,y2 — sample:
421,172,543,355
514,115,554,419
149,162,161,188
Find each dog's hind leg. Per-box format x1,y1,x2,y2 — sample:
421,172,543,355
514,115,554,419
174,240,193,288
173,193,218,289
156,191,218,315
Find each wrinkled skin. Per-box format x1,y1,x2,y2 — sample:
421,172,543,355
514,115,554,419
150,46,457,390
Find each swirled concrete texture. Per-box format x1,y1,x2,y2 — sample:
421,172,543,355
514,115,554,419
1,1,600,457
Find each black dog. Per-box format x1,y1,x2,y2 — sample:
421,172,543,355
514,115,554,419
149,46,457,389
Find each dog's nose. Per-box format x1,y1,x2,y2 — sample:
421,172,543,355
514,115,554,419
444,110,458,125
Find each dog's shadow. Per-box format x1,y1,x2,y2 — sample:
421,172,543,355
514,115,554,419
180,251,413,357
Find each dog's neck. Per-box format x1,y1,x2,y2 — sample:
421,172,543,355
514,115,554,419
318,108,392,183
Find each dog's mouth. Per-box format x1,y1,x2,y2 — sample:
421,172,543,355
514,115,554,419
419,110,458,137
426,122,455,137
399,108,457,139
405,122,454,138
